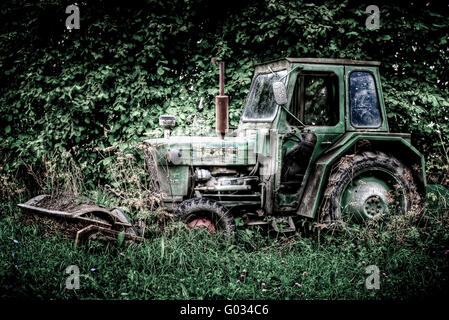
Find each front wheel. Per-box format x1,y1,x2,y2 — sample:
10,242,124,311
320,151,423,224
173,198,236,239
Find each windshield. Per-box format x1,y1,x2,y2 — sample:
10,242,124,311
242,70,287,121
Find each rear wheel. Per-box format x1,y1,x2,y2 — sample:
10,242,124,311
173,198,236,239
321,151,422,224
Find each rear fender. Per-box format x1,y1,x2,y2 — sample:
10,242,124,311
297,133,426,219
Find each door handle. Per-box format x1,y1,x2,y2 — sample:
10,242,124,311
321,141,332,147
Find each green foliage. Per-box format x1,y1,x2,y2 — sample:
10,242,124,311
0,0,448,189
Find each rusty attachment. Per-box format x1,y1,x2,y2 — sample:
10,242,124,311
18,194,144,247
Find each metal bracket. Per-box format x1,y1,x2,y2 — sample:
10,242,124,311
271,216,296,233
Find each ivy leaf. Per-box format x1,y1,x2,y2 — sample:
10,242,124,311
117,231,125,247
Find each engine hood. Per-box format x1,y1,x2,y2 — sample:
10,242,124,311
144,135,257,166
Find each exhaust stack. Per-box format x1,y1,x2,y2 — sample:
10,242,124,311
212,57,228,140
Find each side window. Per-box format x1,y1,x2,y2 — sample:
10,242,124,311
349,71,382,128
289,72,339,126
303,74,339,126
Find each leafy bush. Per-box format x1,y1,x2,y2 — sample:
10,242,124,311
0,0,448,194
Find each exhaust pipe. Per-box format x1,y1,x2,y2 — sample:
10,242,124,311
212,57,228,140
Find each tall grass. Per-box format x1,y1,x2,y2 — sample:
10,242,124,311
1,196,448,300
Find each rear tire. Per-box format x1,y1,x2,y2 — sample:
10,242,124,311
173,198,236,239
320,151,422,224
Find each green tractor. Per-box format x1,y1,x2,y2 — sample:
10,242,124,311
144,57,426,237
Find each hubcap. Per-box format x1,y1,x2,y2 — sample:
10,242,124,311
364,195,385,216
350,181,389,221
339,169,406,223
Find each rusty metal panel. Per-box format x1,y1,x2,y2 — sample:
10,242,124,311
216,95,229,138
157,165,189,198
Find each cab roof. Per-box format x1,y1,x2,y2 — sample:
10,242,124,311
257,57,381,67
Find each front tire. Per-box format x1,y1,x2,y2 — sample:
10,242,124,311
173,198,236,239
320,151,422,224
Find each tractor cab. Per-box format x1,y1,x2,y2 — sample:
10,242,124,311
238,58,391,214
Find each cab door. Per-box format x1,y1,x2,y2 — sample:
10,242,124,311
276,64,345,212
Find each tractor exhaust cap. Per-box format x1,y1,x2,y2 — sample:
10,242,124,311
212,57,228,140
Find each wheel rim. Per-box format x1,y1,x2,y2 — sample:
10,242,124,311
339,167,407,223
186,218,216,233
